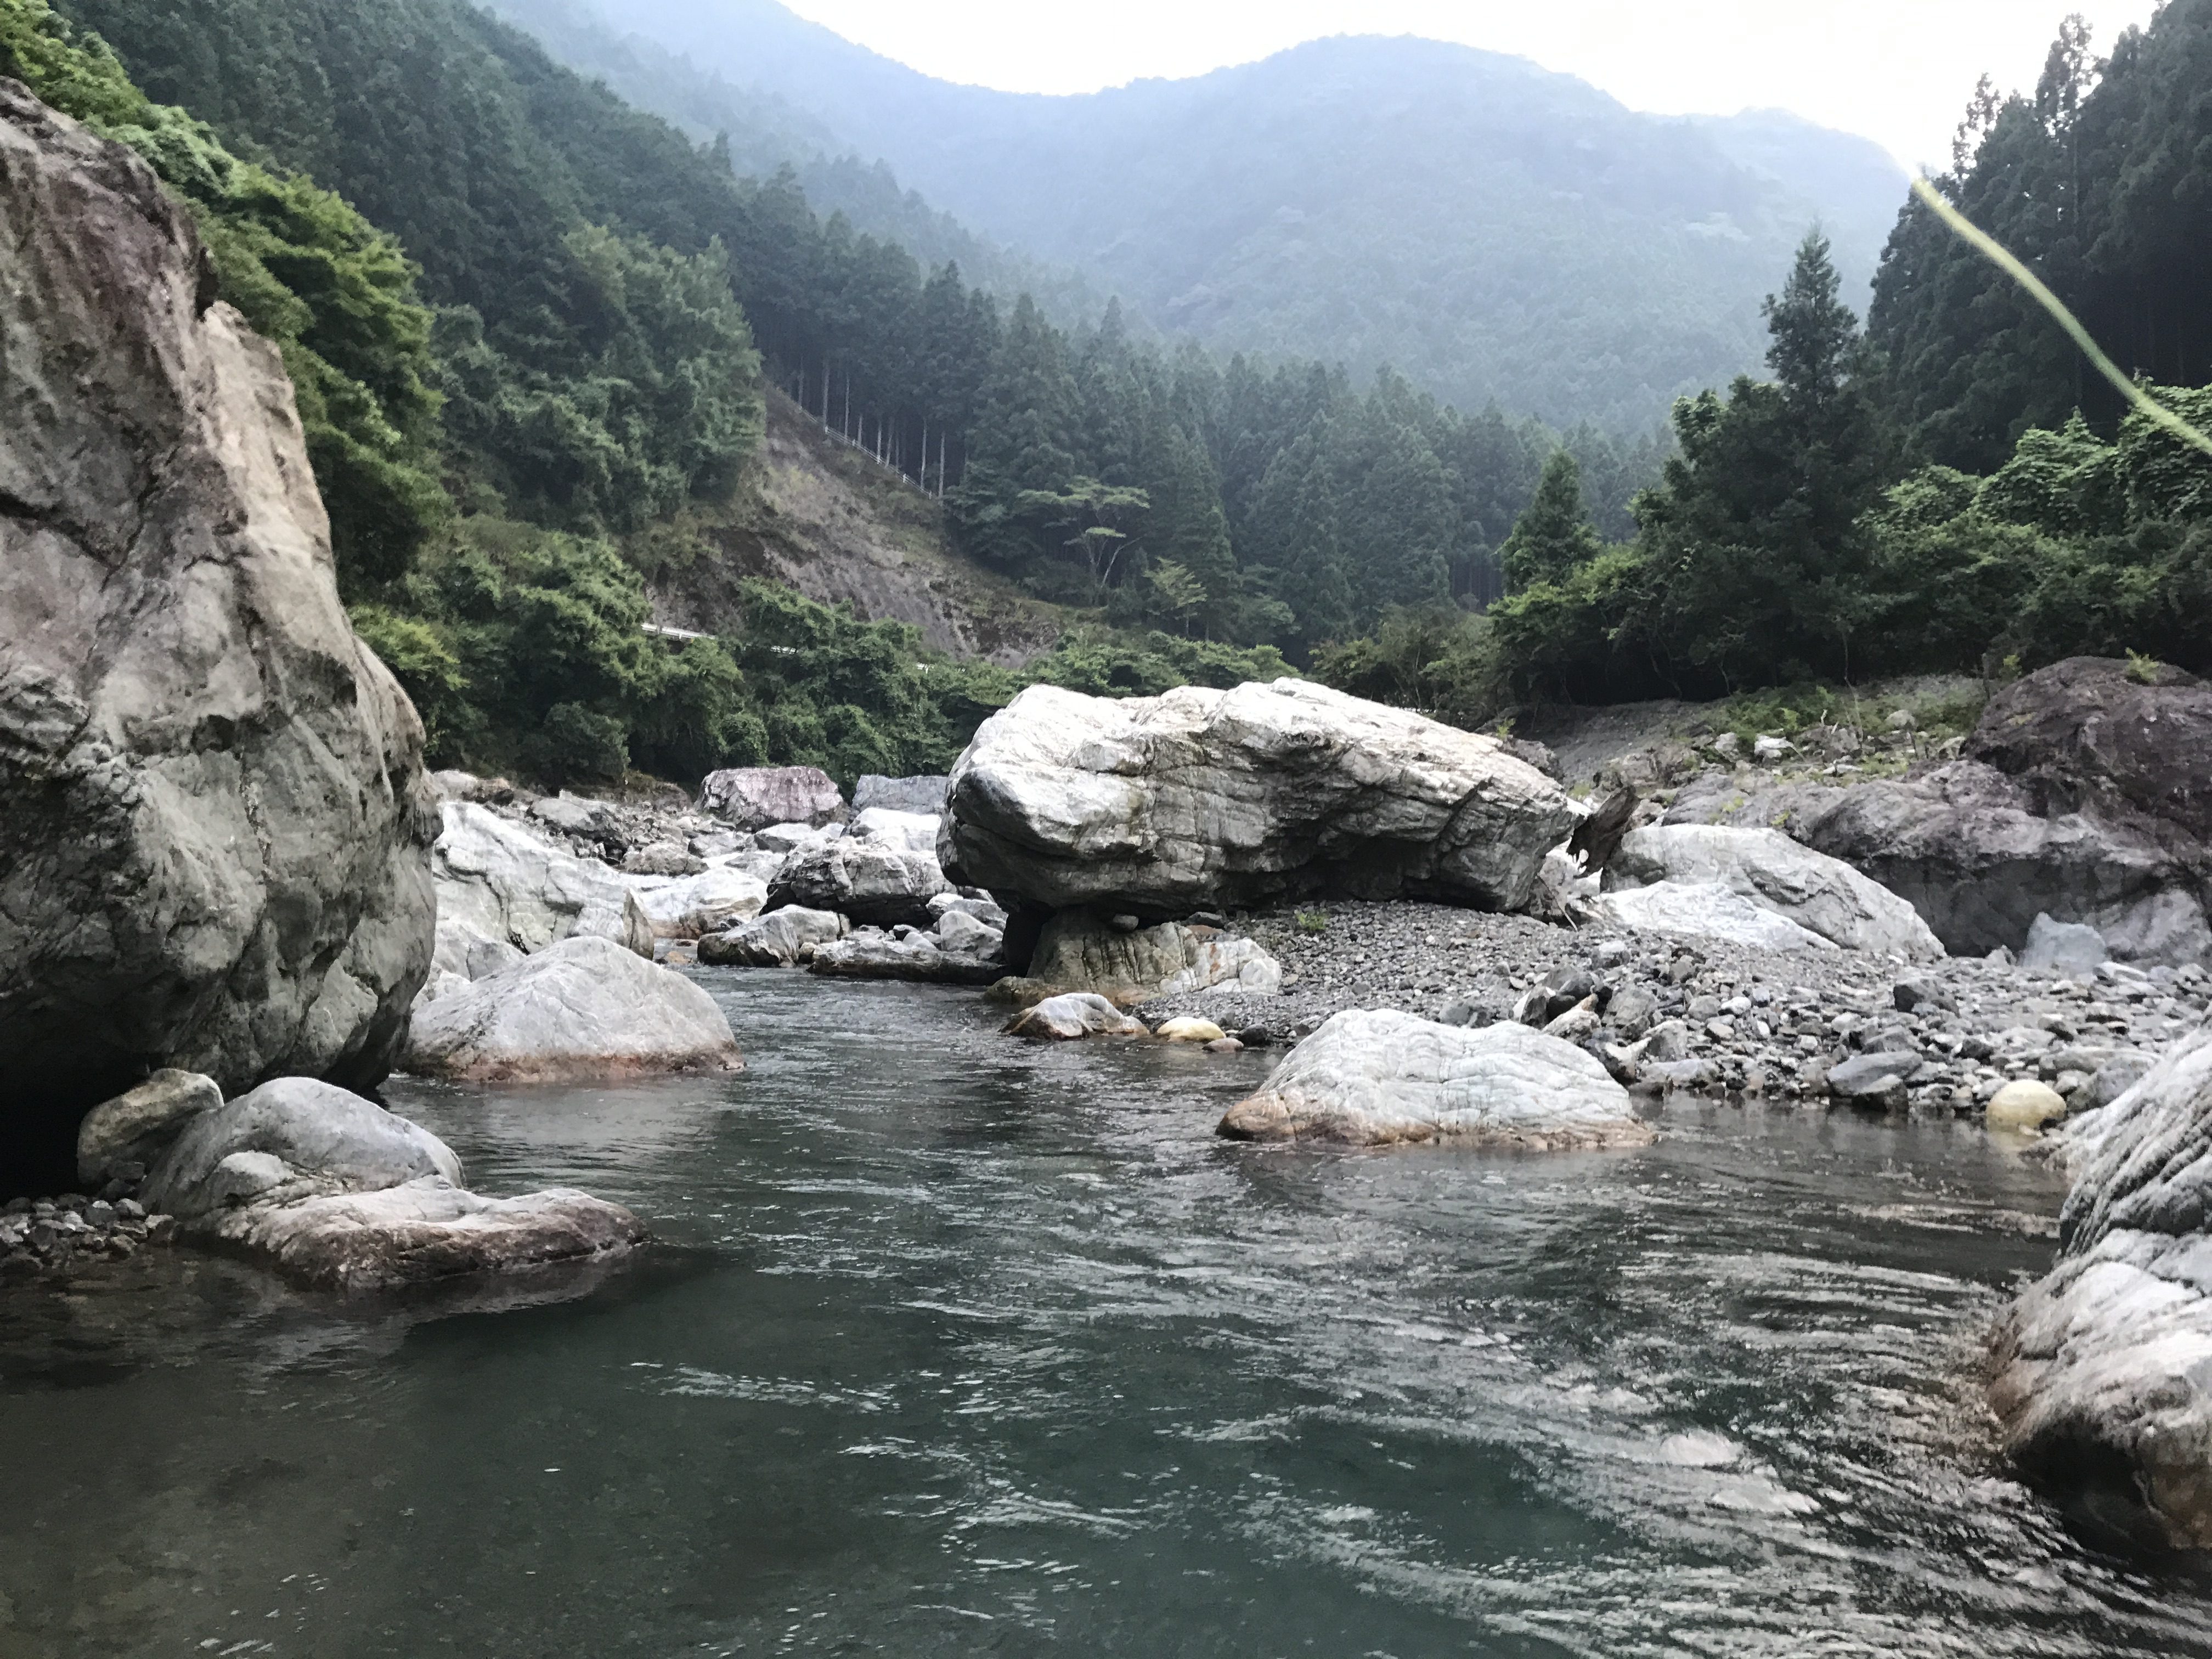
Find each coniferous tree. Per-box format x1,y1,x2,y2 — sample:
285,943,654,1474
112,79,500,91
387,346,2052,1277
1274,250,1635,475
1499,450,1605,591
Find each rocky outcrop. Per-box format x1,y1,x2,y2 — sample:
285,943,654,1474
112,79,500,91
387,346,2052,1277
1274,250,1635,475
700,765,844,830
808,929,1005,986
1028,910,1283,998
767,837,950,927
854,774,950,814
698,905,849,967
940,679,1581,917
1989,1025,2212,1547
0,84,439,1183
1968,657,2212,842
1596,883,1839,953
432,803,654,959
1606,825,1944,958
400,935,743,1082
621,864,768,940
142,1076,643,1291
1218,1011,1656,1148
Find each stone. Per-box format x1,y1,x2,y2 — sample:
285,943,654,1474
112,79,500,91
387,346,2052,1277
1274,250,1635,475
1605,985,1661,1039
75,1070,223,1188
1969,657,2212,842
1025,909,1283,1000
700,766,844,830
698,906,849,968
848,807,942,854
1988,1026,2212,1546
623,840,707,877
1003,993,1151,1040
1156,1017,1228,1043
432,803,653,959
1825,1052,1916,1108
2079,1052,2158,1111
143,1077,461,1218
531,793,623,841
0,87,437,1179
929,892,1009,927
1606,826,1943,958
1892,974,1956,1013
806,931,1004,986
401,935,743,1083
2021,913,2109,976
1217,1011,1655,1149
768,838,949,928
1987,1079,2069,1132
623,865,769,940
852,774,951,815
1543,998,1603,1043
1753,735,1795,761
933,909,1003,954
1596,883,1839,954
940,679,1581,916
984,977,1061,1009
1644,1019,1692,1062
1205,1037,1245,1054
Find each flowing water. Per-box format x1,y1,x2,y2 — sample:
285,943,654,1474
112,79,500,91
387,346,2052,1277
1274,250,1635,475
5,972,2212,1657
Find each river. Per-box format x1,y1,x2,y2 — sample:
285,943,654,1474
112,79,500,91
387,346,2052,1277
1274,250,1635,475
3,971,2210,1657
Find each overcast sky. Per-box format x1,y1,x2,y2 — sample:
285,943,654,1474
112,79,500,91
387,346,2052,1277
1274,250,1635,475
775,0,2165,173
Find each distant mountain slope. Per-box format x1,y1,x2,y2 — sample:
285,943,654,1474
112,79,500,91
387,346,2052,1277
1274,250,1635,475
533,0,1907,431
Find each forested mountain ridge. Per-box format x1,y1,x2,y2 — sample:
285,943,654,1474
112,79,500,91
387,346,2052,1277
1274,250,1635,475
531,0,1905,433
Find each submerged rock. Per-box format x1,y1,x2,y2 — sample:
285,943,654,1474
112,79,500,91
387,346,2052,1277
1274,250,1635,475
1028,910,1282,999
1218,1011,1655,1149
1003,994,1151,1040
1989,1026,2212,1547
940,679,1581,916
1606,825,1943,958
401,936,743,1082
0,85,437,1168
142,1076,642,1292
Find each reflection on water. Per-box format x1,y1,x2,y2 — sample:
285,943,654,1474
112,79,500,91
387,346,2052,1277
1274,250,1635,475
3,972,2209,1657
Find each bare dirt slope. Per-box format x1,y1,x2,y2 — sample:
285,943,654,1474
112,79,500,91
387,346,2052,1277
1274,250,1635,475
652,389,1063,664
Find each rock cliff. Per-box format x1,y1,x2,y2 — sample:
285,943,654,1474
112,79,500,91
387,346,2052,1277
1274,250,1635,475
0,83,436,1186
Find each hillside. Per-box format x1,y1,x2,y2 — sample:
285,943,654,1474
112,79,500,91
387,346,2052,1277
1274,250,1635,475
533,0,1906,432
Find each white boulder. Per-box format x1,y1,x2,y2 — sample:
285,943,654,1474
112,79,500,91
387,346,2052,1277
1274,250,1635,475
1003,993,1150,1040
848,807,942,854
1596,882,1841,953
1605,825,1943,958
940,679,1580,914
400,935,743,1082
698,905,849,967
1220,1011,1655,1148
621,863,769,940
700,765,843,830
768,837,950,927
431,803,652,958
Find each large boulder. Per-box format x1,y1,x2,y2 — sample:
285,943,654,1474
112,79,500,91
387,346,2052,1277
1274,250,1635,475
0,86,438,1183
768,837,950,927
142,1076,642,1291
699,906,849,967
75,1069,223,1188
1595,882,1839,953
1605,825,1943,958
432,803,654,958
1968,657,2212,842
1219,1011,1656,1149
940,679,1581,917
1028,910,1282,998
1003,994,1151,1040
400,935,743,1082
621,864,769,940
808,929,1005,986
853,774,950,814
848,806,942,853
700,765,843,830
1988,1026,2212,1547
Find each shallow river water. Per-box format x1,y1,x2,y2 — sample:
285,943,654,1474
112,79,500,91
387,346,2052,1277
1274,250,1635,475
6,972,2212,1657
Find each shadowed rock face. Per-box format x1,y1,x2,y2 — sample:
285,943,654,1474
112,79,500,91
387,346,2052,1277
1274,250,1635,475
0,83,436,1186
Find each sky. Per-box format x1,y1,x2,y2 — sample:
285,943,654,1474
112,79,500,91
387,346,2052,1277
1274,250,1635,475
774,0,2165,173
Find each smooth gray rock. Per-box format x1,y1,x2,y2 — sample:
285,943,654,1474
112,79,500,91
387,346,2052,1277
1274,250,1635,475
2022,913,2110,976
432,803,653,958
1220,1011,1655,1148
2079,1052,2158,1111
940,679,1581,916
1596,882,1839,953
853,774,950,814
1028,909,1282,998
1607,825,1943,958
1824,1051,1915,1108
698,906,849,967
402,935,743,1082
621,864,769,940
700,766,843,830
848,807,942,853
1990,1025,2212,1547
0,86,437,1153
768,838,949,927
75,1069,223,1187
531,793,622,840
1002,993,1150,1040
808,930,1003,986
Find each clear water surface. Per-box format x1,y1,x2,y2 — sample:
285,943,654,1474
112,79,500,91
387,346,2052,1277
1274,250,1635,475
5,970,2211,1657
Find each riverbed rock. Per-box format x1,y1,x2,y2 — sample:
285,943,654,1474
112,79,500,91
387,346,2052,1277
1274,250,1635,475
700,766,843,830
1156,1017,1228,1043
1970,657,2212,842
2021,914,2109,976
940,679,1581,917
853,774,950,815
139,1076,642,1291
848,807,942,853
1606,826,1943,958
622,864,769,940
0,86,439,1180
1218,1011,1655,1149
400,935,743,1082
806,930,1004,986
75,1069,224,1188
699,905,849,967
1003,994,1151,1040
1989,1025,2212,1547
432,803,653,958
767,837,950,928
1988,1079,2069,1131
1026,910,1282,1000
1823,1051,1915,1110
1596,883,1839,953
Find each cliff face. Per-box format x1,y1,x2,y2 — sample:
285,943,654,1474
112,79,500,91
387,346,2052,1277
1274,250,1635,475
0,80,437,1187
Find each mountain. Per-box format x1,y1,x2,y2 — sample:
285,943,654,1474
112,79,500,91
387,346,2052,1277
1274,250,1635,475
519,0,1908,431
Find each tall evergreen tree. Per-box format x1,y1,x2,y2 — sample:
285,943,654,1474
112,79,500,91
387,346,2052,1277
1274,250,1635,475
1499,450,1605,591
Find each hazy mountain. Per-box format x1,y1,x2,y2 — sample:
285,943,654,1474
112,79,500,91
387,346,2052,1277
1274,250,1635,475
506,0,1909,431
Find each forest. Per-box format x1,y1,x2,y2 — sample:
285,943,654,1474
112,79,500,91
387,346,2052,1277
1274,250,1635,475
3,0,2209,785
